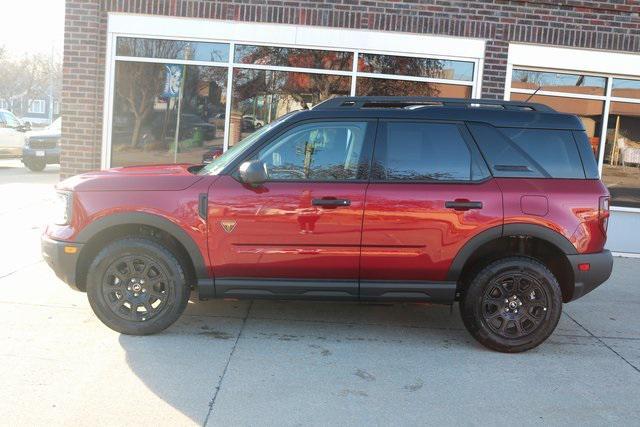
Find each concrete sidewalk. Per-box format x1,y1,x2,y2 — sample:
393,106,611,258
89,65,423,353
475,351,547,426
1,159,639,426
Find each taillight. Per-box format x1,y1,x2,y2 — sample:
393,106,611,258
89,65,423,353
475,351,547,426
598,196,610,234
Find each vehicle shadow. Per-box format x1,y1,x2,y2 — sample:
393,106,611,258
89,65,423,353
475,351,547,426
117,298,468,424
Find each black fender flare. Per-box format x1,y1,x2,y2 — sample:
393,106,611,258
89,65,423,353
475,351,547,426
75,212,208,279
446,223,577,281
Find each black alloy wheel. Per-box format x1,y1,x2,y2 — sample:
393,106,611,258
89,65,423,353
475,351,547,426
460,257,562,353
87,238,190,335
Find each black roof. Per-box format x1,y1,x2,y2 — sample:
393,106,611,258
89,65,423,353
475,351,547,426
291,96,584,131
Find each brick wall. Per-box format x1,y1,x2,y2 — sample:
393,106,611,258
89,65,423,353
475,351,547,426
62,0,640,177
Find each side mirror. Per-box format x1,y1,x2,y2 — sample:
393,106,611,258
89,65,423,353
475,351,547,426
238,160,268,186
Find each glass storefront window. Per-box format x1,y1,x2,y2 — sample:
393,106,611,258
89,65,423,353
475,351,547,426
111,61,227,167
356,77,472,98
510,93,604,160
116,37,229,62
234,45,353,71
511,69,606,96
358,53,474,81
230,68,351,145
602,102,640,208
612,78,640,100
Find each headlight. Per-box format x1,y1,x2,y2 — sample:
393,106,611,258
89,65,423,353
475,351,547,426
53,191,72,225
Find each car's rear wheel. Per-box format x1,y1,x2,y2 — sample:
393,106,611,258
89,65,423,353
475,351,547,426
460,257,562,353
24,158,46,172
86,238,190,335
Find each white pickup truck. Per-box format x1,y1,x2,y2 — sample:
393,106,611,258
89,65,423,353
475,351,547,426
0,109,29,158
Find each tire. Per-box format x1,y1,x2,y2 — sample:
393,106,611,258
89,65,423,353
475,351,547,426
86,237,190,335
24,158,46,172
460,256,562,353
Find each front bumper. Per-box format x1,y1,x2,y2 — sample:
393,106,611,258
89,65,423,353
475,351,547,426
41,235,83,291
567,250,613,301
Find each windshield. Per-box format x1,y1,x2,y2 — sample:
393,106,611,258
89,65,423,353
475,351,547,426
197,112,298,175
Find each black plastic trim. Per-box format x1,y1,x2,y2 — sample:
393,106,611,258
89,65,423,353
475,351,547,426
502,223,577,255
447,225,503,281
75,212,209,279
567,250,613,301
41,235,83,291
198,193,208,220
360,280,456,303
215,278,358,300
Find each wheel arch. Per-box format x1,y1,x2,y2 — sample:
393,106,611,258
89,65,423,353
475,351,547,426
74,212,208,291
448,224,577,302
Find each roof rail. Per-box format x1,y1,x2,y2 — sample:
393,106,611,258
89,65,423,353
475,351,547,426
313,96,555,112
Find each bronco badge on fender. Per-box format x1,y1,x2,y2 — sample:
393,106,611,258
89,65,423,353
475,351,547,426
220,220,237,233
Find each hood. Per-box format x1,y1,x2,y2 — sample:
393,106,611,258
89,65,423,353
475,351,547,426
26,128,61,139
57,163,206,192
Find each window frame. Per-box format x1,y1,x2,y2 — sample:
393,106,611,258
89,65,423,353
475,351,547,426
370,119,491,184
229,118,378,184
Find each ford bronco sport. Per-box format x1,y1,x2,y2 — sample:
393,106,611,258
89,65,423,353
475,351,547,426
42,96,613,353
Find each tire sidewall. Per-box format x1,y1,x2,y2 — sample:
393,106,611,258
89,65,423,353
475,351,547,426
25,158,46,172
461,257,563,353
86,238,190,335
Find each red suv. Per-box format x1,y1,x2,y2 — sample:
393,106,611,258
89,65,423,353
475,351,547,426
43,97,613,352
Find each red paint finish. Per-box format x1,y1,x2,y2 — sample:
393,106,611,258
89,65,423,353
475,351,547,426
360,179,503,282
497,178,609,254
47,165,215,275
207,175,366,279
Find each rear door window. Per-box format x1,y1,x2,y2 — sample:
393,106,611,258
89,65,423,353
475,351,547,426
373,121,486,181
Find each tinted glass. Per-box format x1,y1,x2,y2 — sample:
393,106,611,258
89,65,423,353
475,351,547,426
356,77,472,98
358,53,474,81
602,101,640,207
612,78,640,100
467,123,544,178
230,68,351,145
256,121,369,180
116,37,229,62
500,129,585,179
374,122,472,181
511,69,606,96
234,45,353,71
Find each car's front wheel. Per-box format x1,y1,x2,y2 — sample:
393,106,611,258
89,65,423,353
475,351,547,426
460,257,562,353
24,158,46,172
86,238,190,335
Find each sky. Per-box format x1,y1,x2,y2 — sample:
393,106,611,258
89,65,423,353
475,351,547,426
0,0,65,58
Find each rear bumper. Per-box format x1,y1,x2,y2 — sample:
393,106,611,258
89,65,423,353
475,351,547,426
22,147,60,164
41,235,83,291
567,250,613,301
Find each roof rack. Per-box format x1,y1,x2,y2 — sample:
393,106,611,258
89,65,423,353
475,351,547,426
313,96,555,112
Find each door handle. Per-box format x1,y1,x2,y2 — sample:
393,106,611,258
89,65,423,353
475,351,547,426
445,200,483,211
312,198,351,207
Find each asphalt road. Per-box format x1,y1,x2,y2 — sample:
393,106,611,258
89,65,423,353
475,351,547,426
1,159,639,426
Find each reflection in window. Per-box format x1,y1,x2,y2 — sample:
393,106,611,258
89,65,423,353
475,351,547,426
602,102,640,208
111,61,227,167
374,122,471,181
358,53,474,81
256,121,368,180
230,68,351,145
234,45,352,71
116,37,229,62
356,77,472,98
511,69,606,96
612,78,640,100
510,93,604,159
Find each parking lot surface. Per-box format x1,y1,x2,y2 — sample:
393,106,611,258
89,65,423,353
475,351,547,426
1,159,639,426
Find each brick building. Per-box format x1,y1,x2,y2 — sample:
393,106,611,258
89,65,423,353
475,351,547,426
63,0,640,253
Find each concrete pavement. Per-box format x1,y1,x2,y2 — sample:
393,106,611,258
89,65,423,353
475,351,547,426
1,159,639,426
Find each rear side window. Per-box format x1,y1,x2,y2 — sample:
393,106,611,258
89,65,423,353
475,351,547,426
467,123,545,178
372,121,480,181
500,128,585,179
